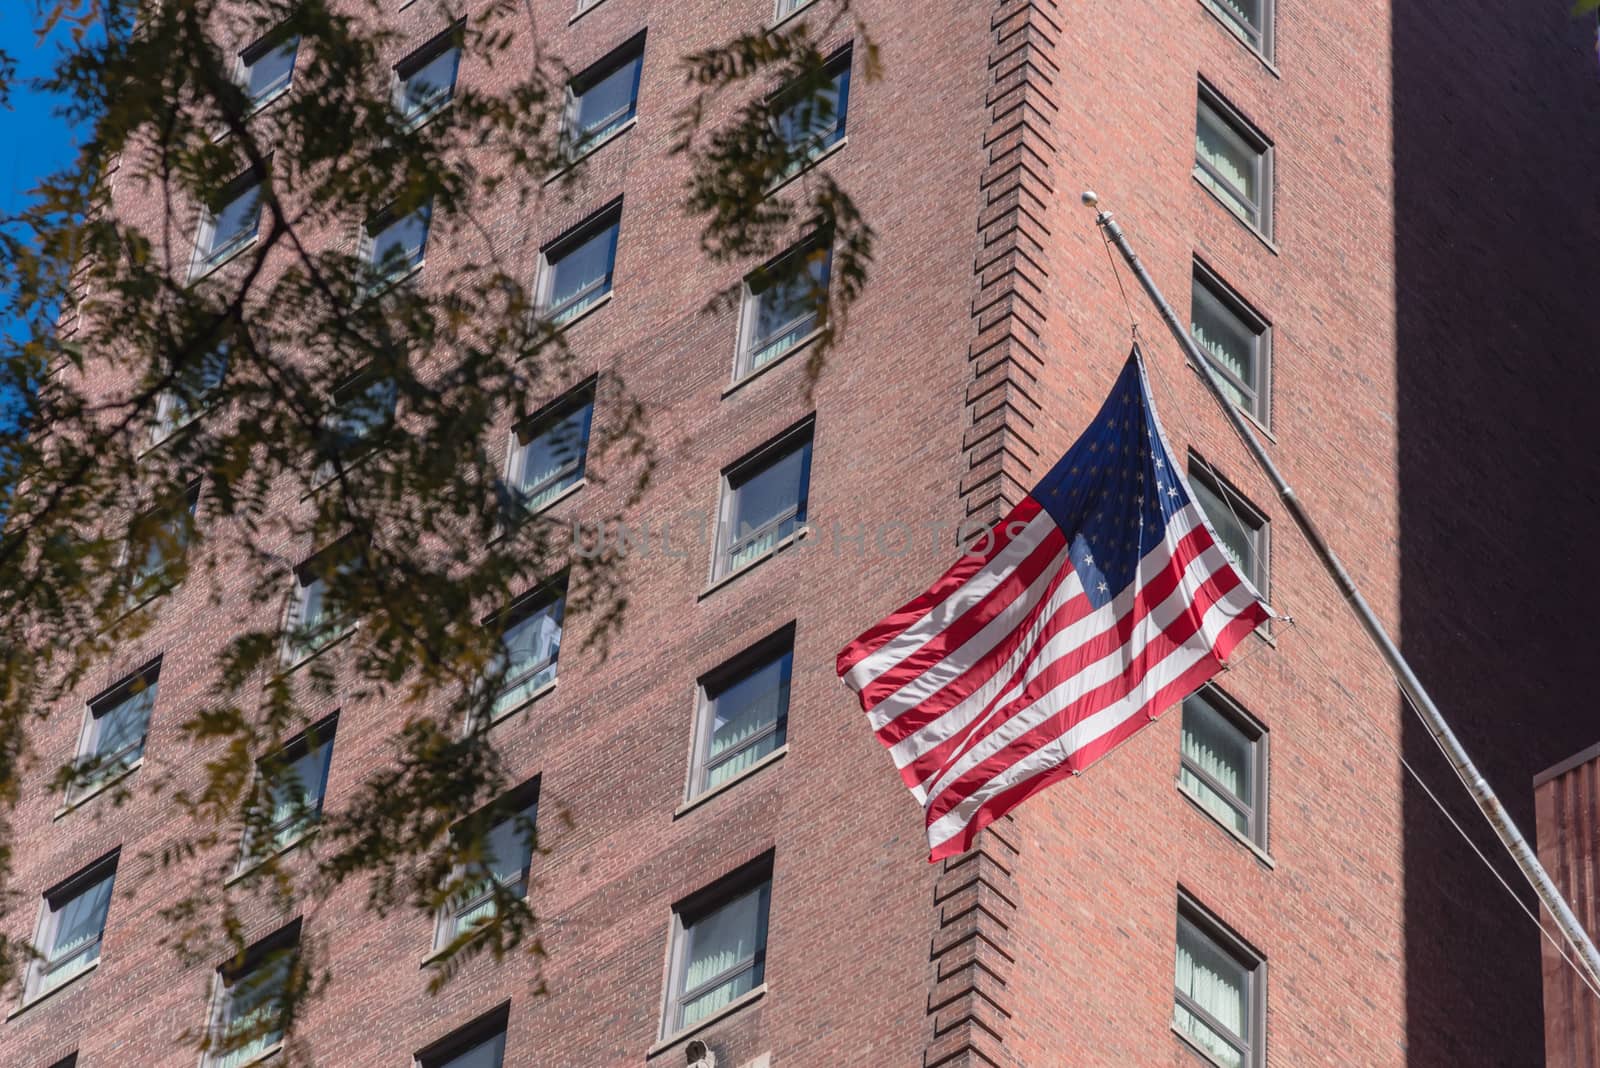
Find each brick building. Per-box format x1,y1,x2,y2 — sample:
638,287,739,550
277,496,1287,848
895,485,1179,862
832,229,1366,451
1536,745,1600,1068
6,0,1600,1066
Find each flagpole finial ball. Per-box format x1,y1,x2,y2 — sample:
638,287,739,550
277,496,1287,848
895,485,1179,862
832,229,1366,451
1081,190,1099,207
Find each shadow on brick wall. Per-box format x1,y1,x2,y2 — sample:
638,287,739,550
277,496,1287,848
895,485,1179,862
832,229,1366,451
1393,4,1600,1064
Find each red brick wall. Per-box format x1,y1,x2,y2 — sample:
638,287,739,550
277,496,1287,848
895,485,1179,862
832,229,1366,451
1536,745,1600,1068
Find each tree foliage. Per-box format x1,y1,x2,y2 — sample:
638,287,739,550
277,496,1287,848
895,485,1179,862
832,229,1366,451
0,0,875,1058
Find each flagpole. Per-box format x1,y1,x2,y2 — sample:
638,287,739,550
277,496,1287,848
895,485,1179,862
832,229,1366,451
1083,191,1600,990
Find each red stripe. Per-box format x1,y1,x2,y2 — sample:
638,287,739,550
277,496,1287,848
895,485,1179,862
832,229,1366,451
926,604,1267,862
923,561,1248,826
836,496,1044,677
894,525,1221,790
858,528,1068,710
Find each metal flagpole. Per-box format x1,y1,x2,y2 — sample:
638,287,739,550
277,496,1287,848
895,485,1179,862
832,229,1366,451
1082,191,1600,990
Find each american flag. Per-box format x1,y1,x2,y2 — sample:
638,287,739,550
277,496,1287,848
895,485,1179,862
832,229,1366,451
837,352,1272,861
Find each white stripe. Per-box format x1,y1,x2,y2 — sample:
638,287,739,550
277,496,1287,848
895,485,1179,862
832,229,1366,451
890,507,1204,777
917,536,1235,805
924,572,1262,851
844,509,1058,693
866,539,1073,732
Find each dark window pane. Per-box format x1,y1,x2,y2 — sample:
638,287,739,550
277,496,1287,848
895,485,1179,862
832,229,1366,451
438,1032,506,1068
512,399,592,511
205,183,261,261
401,44,461,119
775,59,850,163
745,247,829,372
725,439,810,571
545,221,618,324
369,206,431,277
244,37,298,105
704,651,790,790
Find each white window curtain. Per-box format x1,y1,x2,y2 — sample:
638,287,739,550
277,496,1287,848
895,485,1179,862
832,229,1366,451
1190,478,1251,576
1180,697,1250,834
515,404,591,512
1174,926,1248,1067
1190,296,1252,408
452,811,532,935
680,886,765,1027
39,874,114,994
493,601,563,716
1195,110,1255,219
704,658,788,790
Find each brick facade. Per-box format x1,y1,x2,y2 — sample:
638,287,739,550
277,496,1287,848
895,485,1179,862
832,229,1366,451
6,0,1599,1066
1536,745,1600,1068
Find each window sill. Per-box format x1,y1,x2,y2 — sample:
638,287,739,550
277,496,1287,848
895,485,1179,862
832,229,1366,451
1175,781,1275,869
723,330,822,399
675,745,788,819
9,958,100,1020
1196,0,1279,76
547,117,638,184
542,290,614,334
361,260,425,303
766,137,848,198
54,759,144,820
226,825,321,886
403,97,454,133
568,0,609,25
1192,174,1279,256
1172,1021,1248,1068
211,1041,283,1068
697,525,811,601
190,234,260,284
647,984,768,1058
490,478,587,546
1181,359,1275,442
484,677,558,728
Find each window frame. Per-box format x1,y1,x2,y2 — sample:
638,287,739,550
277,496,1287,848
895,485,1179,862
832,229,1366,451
317,368,399,483
688,626,794,800
69,660,161,803
361,200,433,289
1178,685,1268,850
770,46,852,180
394,23,464,127
562,32,645,158
1200,0,1273,62
1194,82,1273,239
414,1002,511,1068
237,30,299,111
1190,260,1271,428
281,542,361,666
24,851,119,1004
192,169,264,277
661,855,773,1041
773,0,816,23
735,239,833,380
712,420,815,582
205,922,300,1068
535,202,622,327
503,380,595,518
1185,458,1269,597
482,577,567,725
152,342,232,445
433,781,540,953
1173,892,1267,1068
124,479,202,601
240,714,339,867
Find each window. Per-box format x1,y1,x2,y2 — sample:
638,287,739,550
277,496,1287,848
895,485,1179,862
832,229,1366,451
240,33,298,109
126,481,201,600
283,545,359,664
506,386,592,514
243,717,337,863
1203,0,1273,60
1179,687,1266,847
774,0,814,20
664,860,771,1036
715,423,813,578
195,172,262,272
318,371,398,480
1194,85,1272,237
773,49,851,176
435,785,538,950
691,631,792,796
564,35,644,155
25,854,117,1002
1191,263,1270,425
1173,897,1265,1068
71,663,159,800
487,582,565,720
396,28,462,124
363,201,432,285
1187,461,1267,594
207,926,298,1068
737,240,831,377
153,343,231,444
537,205,620,326
417,1005,509,1068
